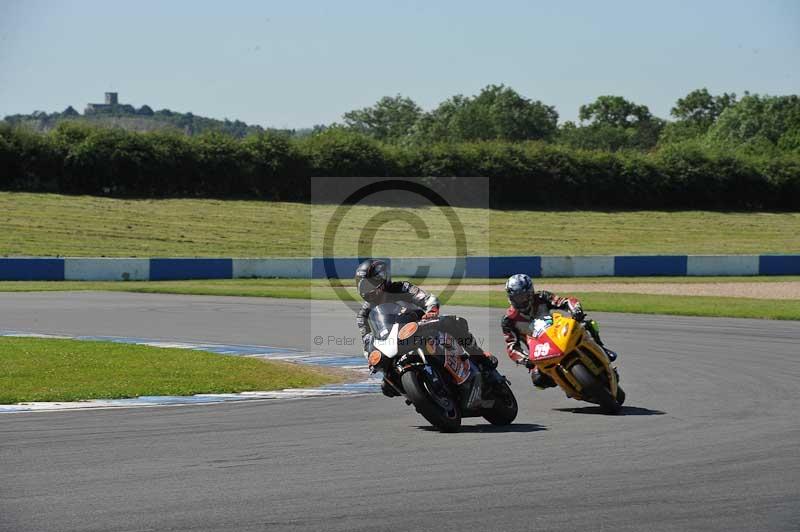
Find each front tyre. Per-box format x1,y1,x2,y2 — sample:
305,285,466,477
616,385,626,406
401,369,462,432
482,380,518,426
571,364,620,414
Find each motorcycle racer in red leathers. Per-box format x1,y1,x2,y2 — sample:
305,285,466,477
500,273,615,389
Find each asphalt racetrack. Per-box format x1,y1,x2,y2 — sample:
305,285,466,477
1,292,799,531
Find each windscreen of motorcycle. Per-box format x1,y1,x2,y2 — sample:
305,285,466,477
531,316,554,338
368,302,420,340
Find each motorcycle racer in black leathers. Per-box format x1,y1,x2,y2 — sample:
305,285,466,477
355,259,497,397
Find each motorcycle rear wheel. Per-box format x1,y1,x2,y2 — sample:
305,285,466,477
401,369,462,432
482,380,518,426
571,364,621,414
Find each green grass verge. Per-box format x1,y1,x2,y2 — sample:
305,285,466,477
0,337,344,404
443,291,800,321
575,293,800,320
0,278,797,320
3,192,800,257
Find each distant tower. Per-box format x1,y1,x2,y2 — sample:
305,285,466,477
105,92,118,105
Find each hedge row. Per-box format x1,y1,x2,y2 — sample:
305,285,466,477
1,123,798,209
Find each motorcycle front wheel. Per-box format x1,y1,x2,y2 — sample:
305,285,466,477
482,379,518,426
401,369,462,432
616,385,626,406
571,363,621,414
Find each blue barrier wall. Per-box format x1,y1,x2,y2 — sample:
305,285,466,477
150,259,233,281
465,256,541,278
0,258,64,281
759,255,800,275
312,257,367,280
615,256,688,276
0,255,798,280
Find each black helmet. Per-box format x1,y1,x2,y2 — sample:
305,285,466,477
355,259,390,302
505,273,534,311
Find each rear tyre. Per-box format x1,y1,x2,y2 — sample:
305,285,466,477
401,369,461,432
571,364,620,414
482,380,518,426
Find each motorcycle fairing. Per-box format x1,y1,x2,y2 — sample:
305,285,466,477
528,313,582,362
373,323,400,358
439,332,471,385
529,334,563,361
527,313,619,401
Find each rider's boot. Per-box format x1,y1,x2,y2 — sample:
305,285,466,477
531,367,557,389
603,347,618,362
462,337,498,372
457,340,497,408
473,352,502,386
587,319,617,362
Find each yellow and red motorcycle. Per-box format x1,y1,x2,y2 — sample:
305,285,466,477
527,312,625,413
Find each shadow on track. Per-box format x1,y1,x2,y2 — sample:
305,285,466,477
553,406,665,416
415,423,546,433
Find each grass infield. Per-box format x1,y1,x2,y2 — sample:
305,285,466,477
0,337,344,404
2,192,800,257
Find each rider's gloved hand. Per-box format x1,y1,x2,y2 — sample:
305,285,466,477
362,333,373,351
521,358,535,369
422,306,440,320
572,308,586,322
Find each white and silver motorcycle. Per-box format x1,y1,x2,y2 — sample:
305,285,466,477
365,301,517,432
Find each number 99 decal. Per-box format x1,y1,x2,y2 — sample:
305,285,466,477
533,343,550,359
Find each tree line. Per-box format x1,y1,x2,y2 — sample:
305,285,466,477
2,105,306,139
4,85,799,155
341,86,800,155
1,119,797,210
1,85,798,209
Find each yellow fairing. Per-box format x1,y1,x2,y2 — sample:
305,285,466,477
547,313,582,354
540,313,617,400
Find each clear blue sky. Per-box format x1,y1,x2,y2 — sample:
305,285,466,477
1,0,798,128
